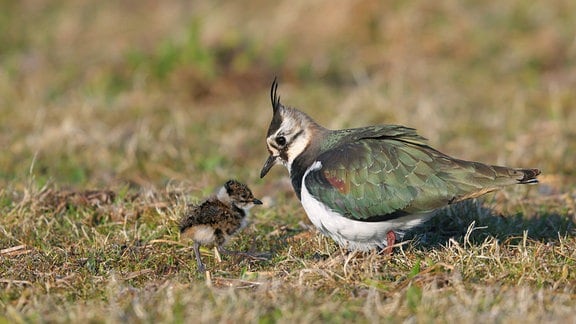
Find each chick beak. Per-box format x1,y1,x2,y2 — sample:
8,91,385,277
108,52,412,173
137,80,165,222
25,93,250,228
260,155,277,178
252,198,263,205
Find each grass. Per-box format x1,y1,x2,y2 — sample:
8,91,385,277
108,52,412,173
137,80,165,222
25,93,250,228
1,0,576,322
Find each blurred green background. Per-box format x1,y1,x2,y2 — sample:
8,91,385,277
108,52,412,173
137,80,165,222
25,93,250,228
1,0,574,191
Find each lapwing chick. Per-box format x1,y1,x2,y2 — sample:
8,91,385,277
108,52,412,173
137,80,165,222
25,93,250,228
180,180,263,272
260,80,540,253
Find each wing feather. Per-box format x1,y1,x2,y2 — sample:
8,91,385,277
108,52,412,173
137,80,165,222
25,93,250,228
304,127,525,221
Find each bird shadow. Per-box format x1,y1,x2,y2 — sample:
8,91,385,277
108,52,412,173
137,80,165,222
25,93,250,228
401,200,575,251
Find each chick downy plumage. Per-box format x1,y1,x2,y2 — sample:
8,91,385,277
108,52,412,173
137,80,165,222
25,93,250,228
180,180,262,272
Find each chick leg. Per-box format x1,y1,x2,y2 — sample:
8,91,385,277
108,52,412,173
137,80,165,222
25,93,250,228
193,242,206,273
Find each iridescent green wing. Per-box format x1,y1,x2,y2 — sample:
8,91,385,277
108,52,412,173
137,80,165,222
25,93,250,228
305,127,518,220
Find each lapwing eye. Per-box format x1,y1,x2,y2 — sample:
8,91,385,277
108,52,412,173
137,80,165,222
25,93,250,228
276,136,286,146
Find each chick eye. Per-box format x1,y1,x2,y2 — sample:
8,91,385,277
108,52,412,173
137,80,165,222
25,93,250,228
276,136,286,146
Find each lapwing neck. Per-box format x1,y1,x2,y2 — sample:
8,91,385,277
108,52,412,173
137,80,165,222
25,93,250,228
215,186,231,204
231,204,247,218
288,127,330,200
289,156,308,201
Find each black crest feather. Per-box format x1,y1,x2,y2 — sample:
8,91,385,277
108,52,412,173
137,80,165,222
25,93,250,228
271,77,281,113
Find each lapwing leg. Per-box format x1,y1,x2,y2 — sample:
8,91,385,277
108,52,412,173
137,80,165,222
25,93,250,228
193,242,206,273
383,231,396,255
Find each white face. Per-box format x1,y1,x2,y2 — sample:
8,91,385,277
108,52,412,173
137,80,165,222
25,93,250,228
265,117,310,168
261,104,320,179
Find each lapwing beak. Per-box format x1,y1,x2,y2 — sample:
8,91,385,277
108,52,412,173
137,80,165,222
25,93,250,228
253,198,263,205
260,155,277,178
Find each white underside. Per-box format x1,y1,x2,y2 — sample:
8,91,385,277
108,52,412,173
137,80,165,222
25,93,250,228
189,218,247,246
300,161,435,251
191,225,217,244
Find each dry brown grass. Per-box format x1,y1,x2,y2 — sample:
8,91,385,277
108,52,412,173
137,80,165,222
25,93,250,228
1,0,576,322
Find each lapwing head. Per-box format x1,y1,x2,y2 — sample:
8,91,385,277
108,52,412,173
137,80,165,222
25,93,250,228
217,180,262,210
260,79,324,178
